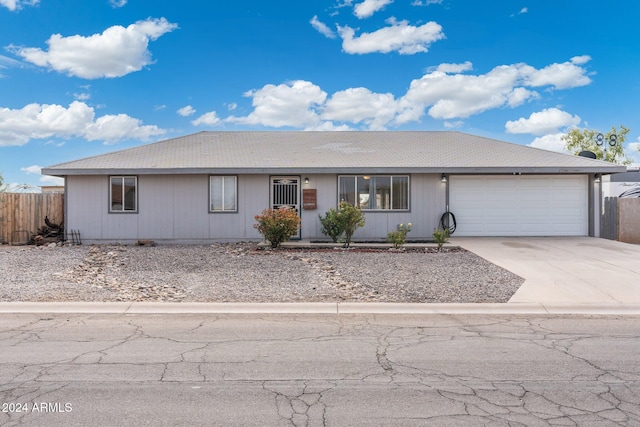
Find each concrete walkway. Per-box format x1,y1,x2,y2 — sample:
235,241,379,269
1,237,639,315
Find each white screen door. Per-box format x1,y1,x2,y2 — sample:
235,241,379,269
270,176,301,239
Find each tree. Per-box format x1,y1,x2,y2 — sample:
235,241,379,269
562,126,632,164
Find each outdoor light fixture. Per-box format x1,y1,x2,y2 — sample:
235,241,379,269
304,177,309,184
441,174,447,183
594,174,601,183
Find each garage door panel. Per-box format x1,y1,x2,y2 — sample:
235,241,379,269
450,175,588,236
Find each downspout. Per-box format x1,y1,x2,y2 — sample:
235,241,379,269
588,174,594,237
63,176,68,242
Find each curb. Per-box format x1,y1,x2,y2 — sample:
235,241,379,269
1,302,640,315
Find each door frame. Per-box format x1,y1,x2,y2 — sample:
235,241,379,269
270,175,302,239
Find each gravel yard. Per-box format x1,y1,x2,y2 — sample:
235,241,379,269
0,243,524,303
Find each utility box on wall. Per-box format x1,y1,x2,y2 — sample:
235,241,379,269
302,189,317,210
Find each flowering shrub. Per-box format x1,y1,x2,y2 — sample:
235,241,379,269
432,227,450,251
387,223,412,249
254,207,301,248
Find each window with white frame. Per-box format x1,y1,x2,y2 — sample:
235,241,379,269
210,176,237,212
110,176,137,212
338,175,409,210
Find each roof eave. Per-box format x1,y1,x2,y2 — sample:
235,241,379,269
41,165,627,176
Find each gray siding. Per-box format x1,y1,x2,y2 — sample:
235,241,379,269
301,174,445,241
66,173,445,243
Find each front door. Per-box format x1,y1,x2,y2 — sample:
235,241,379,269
270,176,301,239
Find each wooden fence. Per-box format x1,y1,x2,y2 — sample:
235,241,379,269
617,198,640,244
0,193,64,244
601,196,640,244
601,197,618,240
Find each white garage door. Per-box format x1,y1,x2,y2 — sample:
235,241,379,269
450,175,588,236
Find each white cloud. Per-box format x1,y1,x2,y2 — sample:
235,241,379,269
109,0,127,7
411,0,443,5
39,175,64,185
0,0,38,11
191,111,221,126
177,105,196,117
507,87,539,107
353,0,393,19
310,15,336,39
338,18,444,55
520,56,592,89
401,65,527,119
222,57,593,130
0,54,22,67
435,61,472,73
570,55,591,65
227,80,327,128
154,105,167,111
444,120,464,129
73,92,91,101
323,87,398,130
84,114,164,144
400,58,589,120
21,165,41,175
13,17,178,79
505,108,581,135
0,101,165,146
529,133,569,153
20,165,65,185
510,7,528,17
226,103,237,111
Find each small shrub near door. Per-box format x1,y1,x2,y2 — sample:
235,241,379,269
254,207,301,248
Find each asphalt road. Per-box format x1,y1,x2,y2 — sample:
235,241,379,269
1,314,639,426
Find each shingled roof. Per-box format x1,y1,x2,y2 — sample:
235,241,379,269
42,131,625,176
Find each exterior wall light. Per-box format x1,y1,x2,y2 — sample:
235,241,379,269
441,174,447,183
594,174,601,183
304,177,310,184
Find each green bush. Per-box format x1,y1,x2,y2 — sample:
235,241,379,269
387,223,412,249
318,201,366,248
318,207,342,243
337,201,365,248
254,207,301,248
432,228,450,251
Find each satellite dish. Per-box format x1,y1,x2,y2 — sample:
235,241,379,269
578,150,597,159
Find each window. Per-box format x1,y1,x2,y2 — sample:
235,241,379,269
210,176,237,212
338,175,409,210
110,176,137,212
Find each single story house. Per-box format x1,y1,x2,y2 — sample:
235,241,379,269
42,131,625,244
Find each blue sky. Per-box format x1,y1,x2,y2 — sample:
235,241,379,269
1,0,639,189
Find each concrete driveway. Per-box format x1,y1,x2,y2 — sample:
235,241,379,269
452,237,640,305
